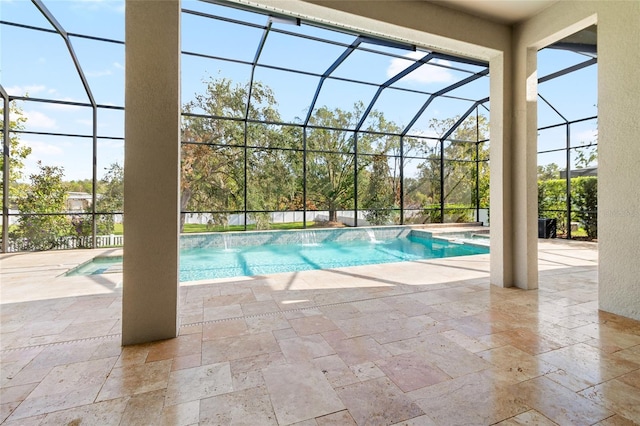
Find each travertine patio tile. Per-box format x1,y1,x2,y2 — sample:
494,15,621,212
119,389,166,425
9,357,117,420
164,362,233,406
4,239,640,426
495,409,558,425
579,379,640,422
490,327,564,355
278,334,335,363
315,410,357,425
410,369,528,425
203,304,244,321
229,351,286,391
245,313,292,333
312,354,360,388
145,333,202,362
349,361,386,382
514,376,612,425
202,318,248,340
241,300,281,316
616,368,640,390
595,415,639,425
335,377,424,426
289,314,338,336
381,295,436,316
389,414,437,426
375,352,450,392
477,345,558,383
263,363,345,425
440,329,492,353
0,382,37,404
160,400,199,426
538,343,639,386
37,398,128,426
202,331,281,364
96,359,171,401
199,385,277,425
399,333,492,378
330,335,392,366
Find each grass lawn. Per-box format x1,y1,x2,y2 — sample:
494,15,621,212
181,222,306,233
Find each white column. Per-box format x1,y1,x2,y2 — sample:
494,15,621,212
122,0,181,345
598,2,640,320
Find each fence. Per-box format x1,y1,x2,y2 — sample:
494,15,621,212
3,234,124,252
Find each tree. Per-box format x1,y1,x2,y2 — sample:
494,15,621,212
73,162,124,238
538,163,561,180
0,102,32,201
305,103,402,224
573,176,597,239
407,114,489,222
12,161,70,250
180,77,288,231
362,154,395,225
95,162,124,233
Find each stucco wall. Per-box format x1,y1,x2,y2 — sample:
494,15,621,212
515,1,640,320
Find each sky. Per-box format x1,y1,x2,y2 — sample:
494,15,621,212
1,0,598,183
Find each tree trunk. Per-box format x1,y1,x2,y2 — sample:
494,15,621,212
180,187,192,233
329,209,337,222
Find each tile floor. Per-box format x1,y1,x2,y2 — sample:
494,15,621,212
1,239,639,425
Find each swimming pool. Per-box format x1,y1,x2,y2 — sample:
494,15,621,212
66,227,489,281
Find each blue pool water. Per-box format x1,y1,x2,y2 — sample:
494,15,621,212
67,234,489,281
179,234,487,281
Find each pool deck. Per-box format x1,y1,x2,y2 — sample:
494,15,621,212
2,238,640,424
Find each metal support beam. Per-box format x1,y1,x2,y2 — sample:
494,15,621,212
400,136,404,225
1,85,9,253
538,58,597,84
304,37,363,126
401,70,489,136
440,97,489,142
355,53,434,131
243,18,273,230
32,0,99,248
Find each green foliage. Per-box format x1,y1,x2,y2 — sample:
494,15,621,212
405,114,489,222
572,176,598,239
0,102,33,201
180,77,287,231
12,162,70,250
71,162,124,240
537,163,561,181
362,154,395,225
538,176,598,239
420,205,474,224
537,178,568,234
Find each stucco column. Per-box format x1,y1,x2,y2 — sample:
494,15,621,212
122,0,181,345
598,2,640,320
489,42,538,290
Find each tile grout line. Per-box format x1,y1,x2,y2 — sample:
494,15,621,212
2,277,507,353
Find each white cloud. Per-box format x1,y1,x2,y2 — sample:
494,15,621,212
23,110,57,129
113,62,125,70
4,85,47,96
24,140,64,157
387,52,455,85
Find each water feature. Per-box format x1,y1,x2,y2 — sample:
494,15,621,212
300,230,319,246
67,229,490,281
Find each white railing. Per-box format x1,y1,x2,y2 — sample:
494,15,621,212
3,234,124,252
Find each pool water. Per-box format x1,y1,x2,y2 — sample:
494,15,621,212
180,234,487,281
67,234,488,281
